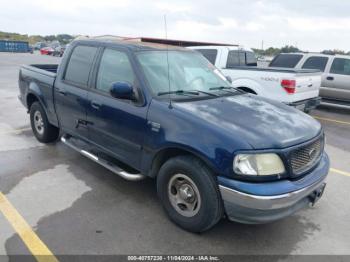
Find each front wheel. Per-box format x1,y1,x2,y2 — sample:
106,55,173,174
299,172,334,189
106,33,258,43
30,101,59,143
157,156,223,233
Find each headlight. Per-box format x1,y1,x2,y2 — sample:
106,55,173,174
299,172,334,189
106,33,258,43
233,153,285,176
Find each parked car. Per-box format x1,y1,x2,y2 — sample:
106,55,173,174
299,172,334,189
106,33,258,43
189,46,322,112
40,46,54,55
52,45,65,57
33,42,47,51
18,39,329,232
270,53,350,106
60,44,68,56
28,45,34,54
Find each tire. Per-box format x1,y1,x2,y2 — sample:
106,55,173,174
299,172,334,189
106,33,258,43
157,155,223,233
30,101,59,143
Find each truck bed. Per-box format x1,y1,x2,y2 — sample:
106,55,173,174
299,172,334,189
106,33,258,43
19,64,58,90
226,66,320,75
18,64,59,125
222,66,321,104
21,64,59,77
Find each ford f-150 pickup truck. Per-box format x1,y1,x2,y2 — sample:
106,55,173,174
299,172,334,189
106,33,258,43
18,39,329,232
270,53,350,107
189,46,322,112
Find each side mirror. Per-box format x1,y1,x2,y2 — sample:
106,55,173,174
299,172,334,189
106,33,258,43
110,82,135,100
226,76,232,84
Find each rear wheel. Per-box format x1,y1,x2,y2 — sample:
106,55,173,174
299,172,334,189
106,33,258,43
157,155,223,233
30,101,59,143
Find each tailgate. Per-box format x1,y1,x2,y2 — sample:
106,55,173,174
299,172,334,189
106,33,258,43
295,72,321,94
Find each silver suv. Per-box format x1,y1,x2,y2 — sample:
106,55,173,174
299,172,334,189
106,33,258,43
270,53,350,106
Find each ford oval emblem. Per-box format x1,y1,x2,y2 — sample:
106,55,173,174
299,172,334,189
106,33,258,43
308,148,317,159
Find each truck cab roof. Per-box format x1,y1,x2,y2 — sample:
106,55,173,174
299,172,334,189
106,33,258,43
279,52,350,59
188,45,253,52
71,39,190,52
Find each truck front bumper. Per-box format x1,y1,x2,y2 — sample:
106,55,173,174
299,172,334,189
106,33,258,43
218,153,329,224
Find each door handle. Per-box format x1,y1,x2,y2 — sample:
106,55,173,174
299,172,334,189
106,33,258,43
91,101,101,110
55,87,66,95
327,76,334,81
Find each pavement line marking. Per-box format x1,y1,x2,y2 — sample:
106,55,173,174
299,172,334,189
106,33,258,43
312,116,350,126
330,168,350,177
0,127,31,135
0,192,59,262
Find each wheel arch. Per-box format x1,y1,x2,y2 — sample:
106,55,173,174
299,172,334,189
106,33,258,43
26,82,46,111
147,146,219,178
236,86,257,94
231,78,262,95
26,92,40,110
26,82,59,127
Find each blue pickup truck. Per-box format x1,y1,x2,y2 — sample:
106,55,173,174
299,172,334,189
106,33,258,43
18,39,329,232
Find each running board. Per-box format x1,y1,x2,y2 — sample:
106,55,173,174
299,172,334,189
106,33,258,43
321,101,350,109
61,136,146,181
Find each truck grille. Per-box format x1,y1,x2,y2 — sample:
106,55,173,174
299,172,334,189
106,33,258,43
290,136,324,176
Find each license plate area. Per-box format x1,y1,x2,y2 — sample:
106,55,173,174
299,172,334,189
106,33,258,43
309,183,326,206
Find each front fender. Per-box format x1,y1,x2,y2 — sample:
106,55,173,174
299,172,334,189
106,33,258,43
142,142,223,178
141,99,252,177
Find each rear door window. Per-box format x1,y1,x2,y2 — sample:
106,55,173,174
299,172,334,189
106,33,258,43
195,49,218,64
330,58,350,76
269,54,303,68
64,45,98,86
226,50,245,67
246,52,257,66
302,56,329,72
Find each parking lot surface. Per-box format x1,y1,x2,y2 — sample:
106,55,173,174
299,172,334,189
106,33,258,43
0,52,350,259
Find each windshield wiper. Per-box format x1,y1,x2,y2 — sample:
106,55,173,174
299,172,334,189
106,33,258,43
209,86,242,95
209,86,234,91
157,90,200,96
158,89,220,98
189,90,219,97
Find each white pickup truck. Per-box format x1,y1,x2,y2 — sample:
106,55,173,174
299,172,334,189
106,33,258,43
189,46,322,112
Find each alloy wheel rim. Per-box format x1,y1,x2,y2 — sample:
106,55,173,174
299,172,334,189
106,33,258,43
33,111,44,135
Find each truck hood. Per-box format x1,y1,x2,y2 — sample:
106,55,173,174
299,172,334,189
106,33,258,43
175,94,321,149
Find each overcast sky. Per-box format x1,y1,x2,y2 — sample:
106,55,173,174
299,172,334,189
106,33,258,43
1,0,349,51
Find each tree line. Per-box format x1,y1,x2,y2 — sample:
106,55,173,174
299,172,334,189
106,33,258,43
0,31,74,45
252,45,350,57
1,31,349,56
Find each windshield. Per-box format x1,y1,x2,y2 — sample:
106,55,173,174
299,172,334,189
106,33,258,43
136,51,232,97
